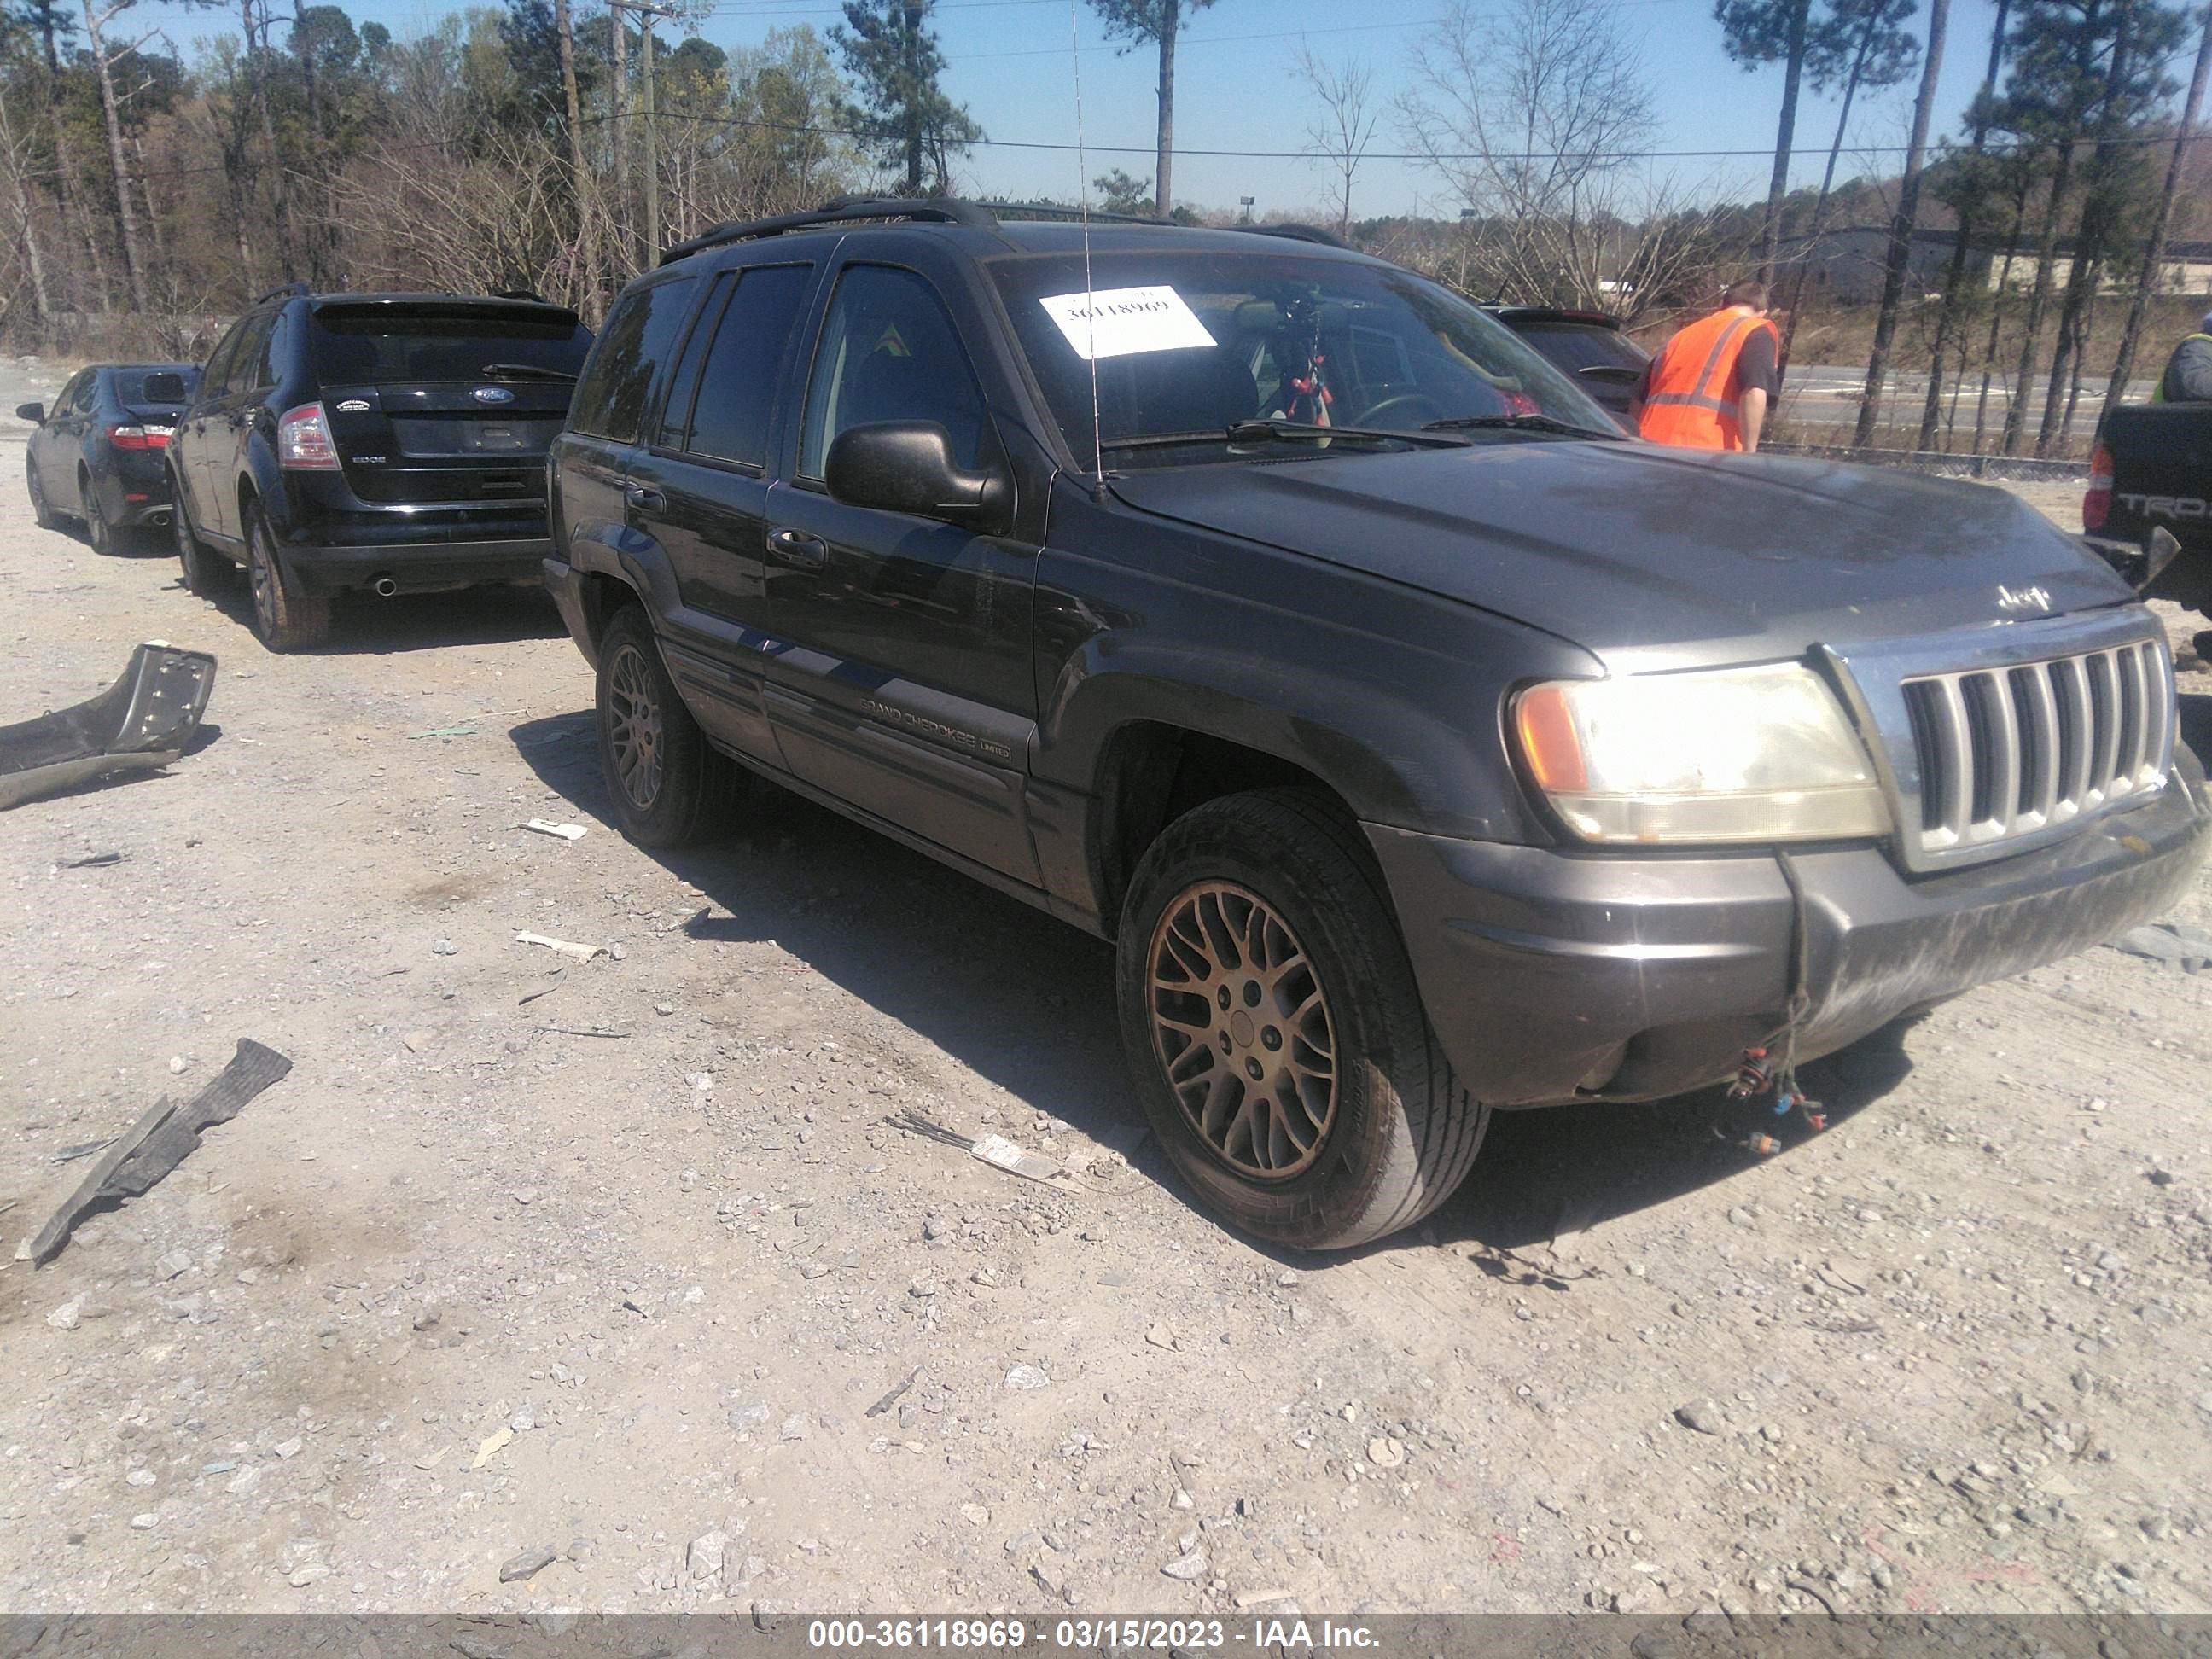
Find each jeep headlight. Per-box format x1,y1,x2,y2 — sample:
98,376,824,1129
1511,662,1890,843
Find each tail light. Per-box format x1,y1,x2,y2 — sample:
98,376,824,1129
105,423,169,450
2084,443,2112,532
276,402,341,470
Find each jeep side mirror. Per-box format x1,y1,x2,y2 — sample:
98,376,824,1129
824,422,1010,533
15,402,44,423
1577,365,1642,387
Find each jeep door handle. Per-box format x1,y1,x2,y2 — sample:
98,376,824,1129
625,485,666,512
765,527,827,569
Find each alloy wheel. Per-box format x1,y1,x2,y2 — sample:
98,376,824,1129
1145,881,1338,1179
605,642,665,810
248,523,277,634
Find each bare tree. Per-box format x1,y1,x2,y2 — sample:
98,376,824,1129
0,88,51,325
79,0,176,311
1399,0,1672,311
1852,0,1947,445
1294,44,1379,238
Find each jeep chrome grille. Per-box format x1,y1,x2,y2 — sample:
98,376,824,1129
1825,611,2176,874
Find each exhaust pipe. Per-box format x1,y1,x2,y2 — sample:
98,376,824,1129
370,574,399,598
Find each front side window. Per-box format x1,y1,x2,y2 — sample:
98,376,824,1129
988,249,1619,463
799,265,991,480
570,278,698,443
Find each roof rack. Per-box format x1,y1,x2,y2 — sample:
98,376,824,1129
985,200,1172,230
661,196,999,265
1232,224,1350,250
489,288,550,303
256,281,310,305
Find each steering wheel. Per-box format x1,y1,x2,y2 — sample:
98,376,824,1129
1355,393,1449,430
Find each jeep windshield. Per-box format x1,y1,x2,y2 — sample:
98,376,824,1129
989,250,1624,468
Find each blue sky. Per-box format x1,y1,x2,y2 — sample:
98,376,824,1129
140,0,2035,219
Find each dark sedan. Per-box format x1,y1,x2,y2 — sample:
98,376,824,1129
19,364,203,552
1482,306,1648,423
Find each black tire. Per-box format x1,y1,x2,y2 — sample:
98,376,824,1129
80,473,115,555
243,504,331,652
26,456,57,529
1115,789,1489,1251
173,487,230,595
596,603,742,848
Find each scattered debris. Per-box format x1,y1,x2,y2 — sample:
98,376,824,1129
19,1039,293,1267
864,1366,921,1418
1004,1365,1050,1391
431,939,458,957
1160,1551,1208,1581
55,849,124,869
536,1024,629,1039
688,1530,730,1581
519,818,586,841
2109,923,2212,974
887,1111,1080,1190
51,1138,114,1165
1674,1399,1727,1435
515,932,605,962
498,1545,557,1583
406,723,476,740
471,1426,514,1470
1368,1436,1407,1469
516,970,566,1005
0,643,217,812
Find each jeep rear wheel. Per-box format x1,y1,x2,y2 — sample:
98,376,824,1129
244,505,330,652
596,604,741,847
1116,789,1488,1250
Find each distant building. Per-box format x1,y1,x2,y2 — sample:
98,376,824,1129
1773,225,2212,304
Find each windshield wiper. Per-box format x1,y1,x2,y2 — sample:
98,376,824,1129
1102,419,1470,454
480,362,577,382
1421,413,1619,440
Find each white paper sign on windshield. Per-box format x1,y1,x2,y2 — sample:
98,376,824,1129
1038,286,1217,360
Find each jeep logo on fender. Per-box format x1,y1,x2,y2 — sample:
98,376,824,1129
2116,492,2210,520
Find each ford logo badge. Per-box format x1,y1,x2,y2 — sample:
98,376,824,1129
472,386,516,405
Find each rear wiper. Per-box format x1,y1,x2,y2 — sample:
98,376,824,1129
1102,419,1470,454
480,363,577,383
1421,413,1620,439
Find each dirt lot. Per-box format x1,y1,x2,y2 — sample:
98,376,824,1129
3,452,2210,1621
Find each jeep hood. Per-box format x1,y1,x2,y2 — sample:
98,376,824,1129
1107,439,2135,672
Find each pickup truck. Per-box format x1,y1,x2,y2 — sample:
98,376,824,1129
2087,403,2212,629
547,197,2209,1251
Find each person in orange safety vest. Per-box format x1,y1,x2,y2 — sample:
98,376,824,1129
1633,279,1781,452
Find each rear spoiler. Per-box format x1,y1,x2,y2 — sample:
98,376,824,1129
2081,525,2182,594
311,298,582,328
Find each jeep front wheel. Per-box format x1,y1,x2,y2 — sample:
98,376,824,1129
1115,789,1488,1250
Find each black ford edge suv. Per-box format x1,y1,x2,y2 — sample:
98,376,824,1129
545,199,2208,1251
170,285,592,649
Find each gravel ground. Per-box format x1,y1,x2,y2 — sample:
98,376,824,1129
2,452,2209,1619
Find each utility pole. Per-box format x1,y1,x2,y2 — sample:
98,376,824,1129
611,4,632,273
608,0,675,265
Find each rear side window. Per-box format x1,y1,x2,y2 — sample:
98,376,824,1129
219,311,275,397
311,305,592,387
680,265,813,468
571,277,699,444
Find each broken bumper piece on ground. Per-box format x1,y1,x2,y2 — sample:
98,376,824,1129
0,641,216,812
19,1039,292,1266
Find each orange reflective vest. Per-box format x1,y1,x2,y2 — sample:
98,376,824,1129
1637,306,1778,451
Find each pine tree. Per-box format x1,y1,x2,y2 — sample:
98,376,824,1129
1089,0,1214,220
831,0,979,195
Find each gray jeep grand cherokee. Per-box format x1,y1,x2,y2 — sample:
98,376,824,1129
546,198,2209,1250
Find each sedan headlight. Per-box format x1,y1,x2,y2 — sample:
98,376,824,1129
1512,662,1890,843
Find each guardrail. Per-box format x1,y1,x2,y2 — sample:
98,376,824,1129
1764,441,2091,482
